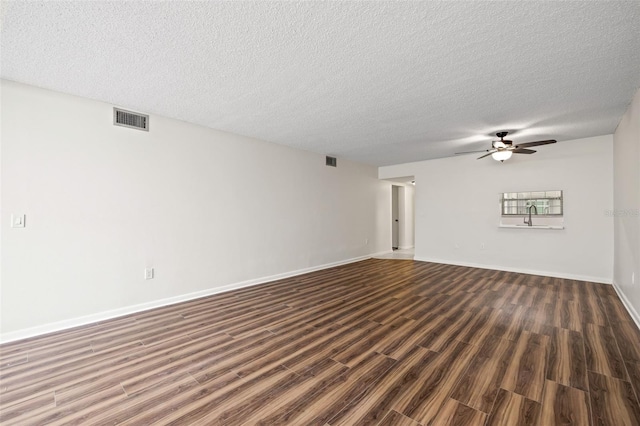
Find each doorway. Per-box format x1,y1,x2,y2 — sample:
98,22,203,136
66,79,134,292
389,179,415,253
392,185,400,250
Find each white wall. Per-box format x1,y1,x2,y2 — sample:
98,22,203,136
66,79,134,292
0,80,391,341
613,88,640,325
380,135,614,283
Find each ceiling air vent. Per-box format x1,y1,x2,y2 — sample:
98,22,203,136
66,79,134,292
113,108,149,131
326,156,337,167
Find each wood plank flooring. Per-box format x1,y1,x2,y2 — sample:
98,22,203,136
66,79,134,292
1,259,639,425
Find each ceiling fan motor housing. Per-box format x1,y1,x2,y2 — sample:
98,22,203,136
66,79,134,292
495,131,513,147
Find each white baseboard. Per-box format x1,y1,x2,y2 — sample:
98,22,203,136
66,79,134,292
0,253,376,344
398,245,414,250
371,249,394,256
413,256,613,285
612,281,640,330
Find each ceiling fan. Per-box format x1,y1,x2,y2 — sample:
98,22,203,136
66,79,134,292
456,132,557,162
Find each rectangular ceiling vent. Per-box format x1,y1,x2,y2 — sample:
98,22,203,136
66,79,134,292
326,156,337,167
113,107,149,131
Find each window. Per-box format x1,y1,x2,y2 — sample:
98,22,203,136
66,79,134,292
501,191,563,216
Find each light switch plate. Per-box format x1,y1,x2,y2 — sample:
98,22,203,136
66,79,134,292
145,268,154,280
11,214,25,228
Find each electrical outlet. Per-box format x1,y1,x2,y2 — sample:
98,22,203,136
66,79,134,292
480,243,486,250
145,268,154,280
633,272,635,285
11,214,26,228
365,238,369,245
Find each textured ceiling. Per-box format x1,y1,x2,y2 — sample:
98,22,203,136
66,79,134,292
2,1,639,166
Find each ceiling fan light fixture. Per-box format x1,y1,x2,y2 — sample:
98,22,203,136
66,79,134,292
492,150,512,162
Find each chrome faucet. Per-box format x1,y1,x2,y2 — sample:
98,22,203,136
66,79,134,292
524,204,538,226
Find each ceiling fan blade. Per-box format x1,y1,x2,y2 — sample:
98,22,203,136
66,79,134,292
514,139,557,148
455,150,490,155
512,148,536,154
477,150,497,159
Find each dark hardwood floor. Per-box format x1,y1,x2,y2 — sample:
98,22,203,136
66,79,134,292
1,259,639,425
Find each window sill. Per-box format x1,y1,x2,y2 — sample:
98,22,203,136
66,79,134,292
498,224,564,230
